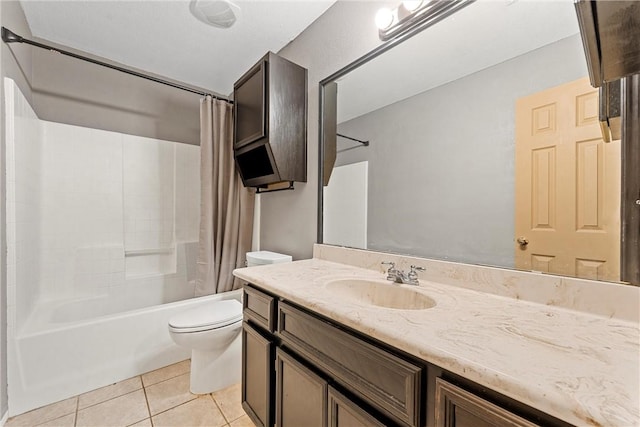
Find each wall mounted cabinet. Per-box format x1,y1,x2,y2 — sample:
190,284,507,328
233,52,307,188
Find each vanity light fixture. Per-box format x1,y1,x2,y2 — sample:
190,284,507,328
375,8,396,31
376,0,476,41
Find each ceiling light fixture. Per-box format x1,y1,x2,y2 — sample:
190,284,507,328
376,0,476,41
190,0,241,29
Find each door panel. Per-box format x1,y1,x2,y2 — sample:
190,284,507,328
515,77,620,281
275,348,328,427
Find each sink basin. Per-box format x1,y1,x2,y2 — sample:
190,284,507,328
325,279,436,310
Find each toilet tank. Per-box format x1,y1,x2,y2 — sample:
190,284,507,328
246,251,292,267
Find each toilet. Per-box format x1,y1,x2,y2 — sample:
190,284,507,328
168,299,243,394
168,250,291,394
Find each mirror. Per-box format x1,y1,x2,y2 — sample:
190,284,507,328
319,0,634,284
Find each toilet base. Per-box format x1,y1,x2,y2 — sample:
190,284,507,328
189,331,241,394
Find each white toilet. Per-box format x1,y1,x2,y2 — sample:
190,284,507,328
168,250,291,394
168,299,243,394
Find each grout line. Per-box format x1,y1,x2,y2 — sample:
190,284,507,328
141,376,153,425
75,385,145,412
210,394,230,425
147,394,199,419
141,361,191,388
75,380,144,412
74,396,79,427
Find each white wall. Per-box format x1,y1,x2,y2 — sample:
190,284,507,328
5,79,201,332
323,161,367,249
1,2,34,417
4,78,42,339
41,121,124,300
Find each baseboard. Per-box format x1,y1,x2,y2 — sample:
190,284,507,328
1,410,8,426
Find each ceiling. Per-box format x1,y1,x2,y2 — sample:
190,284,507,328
19,0,336,95
337,0,582,123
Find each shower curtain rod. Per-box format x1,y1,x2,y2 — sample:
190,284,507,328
1,27,232,103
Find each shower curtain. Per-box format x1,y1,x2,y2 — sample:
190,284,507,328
196,96,255,296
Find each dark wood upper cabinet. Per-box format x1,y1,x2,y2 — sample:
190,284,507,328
233,52,307,188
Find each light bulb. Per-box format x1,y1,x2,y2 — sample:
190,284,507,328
402,1,423,12
375,8,395,30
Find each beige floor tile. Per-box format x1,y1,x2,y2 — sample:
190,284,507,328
141,359,190,387
79,376,143,409
76,389,149,427
35,413,76,427
152,396,227,427
212,383,245,422
145,372,197,415
6,397,77,427
229,414,256,427
127,418,152,427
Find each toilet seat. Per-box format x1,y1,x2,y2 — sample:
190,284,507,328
169,300,242,333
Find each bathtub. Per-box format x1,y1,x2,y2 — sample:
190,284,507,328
8,289,242,416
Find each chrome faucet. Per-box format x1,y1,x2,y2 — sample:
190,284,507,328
381,262,425,285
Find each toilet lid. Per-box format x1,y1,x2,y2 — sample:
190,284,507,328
169,300,242,331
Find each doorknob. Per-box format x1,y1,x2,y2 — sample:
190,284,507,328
516,237,529,247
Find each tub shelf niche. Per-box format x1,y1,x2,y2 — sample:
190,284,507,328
125,247,174,256
125,246,177,278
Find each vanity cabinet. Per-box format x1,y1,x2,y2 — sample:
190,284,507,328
233,52,307,188
241,283,572,427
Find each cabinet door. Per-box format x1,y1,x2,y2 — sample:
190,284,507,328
435,378,539,427
275,348,328,427
242,322,273,427
234,60,267,149
328,387,387,427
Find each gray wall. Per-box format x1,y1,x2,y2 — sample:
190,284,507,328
31,46,204,145
335,35,587,267
260,1,393,260
1,2,33,418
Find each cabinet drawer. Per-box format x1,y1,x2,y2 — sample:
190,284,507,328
277,302,422,427
435,378,539,427
243,284,276,332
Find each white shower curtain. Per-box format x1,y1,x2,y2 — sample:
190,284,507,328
196,96,254,296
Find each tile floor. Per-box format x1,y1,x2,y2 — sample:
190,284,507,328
6,360,255,427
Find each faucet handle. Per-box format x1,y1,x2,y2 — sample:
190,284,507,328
381,261,396,271
407,265,425,284
382,261,398,281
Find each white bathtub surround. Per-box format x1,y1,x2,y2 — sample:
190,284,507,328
8,290,242,416
4,79,205,417
233,251,640,427
313,244,640,322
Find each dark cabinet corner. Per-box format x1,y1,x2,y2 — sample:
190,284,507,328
233,52,307,188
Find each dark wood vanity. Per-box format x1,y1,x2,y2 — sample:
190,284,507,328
241,283,573,427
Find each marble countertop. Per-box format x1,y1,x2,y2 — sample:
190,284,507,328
233,258,640,427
